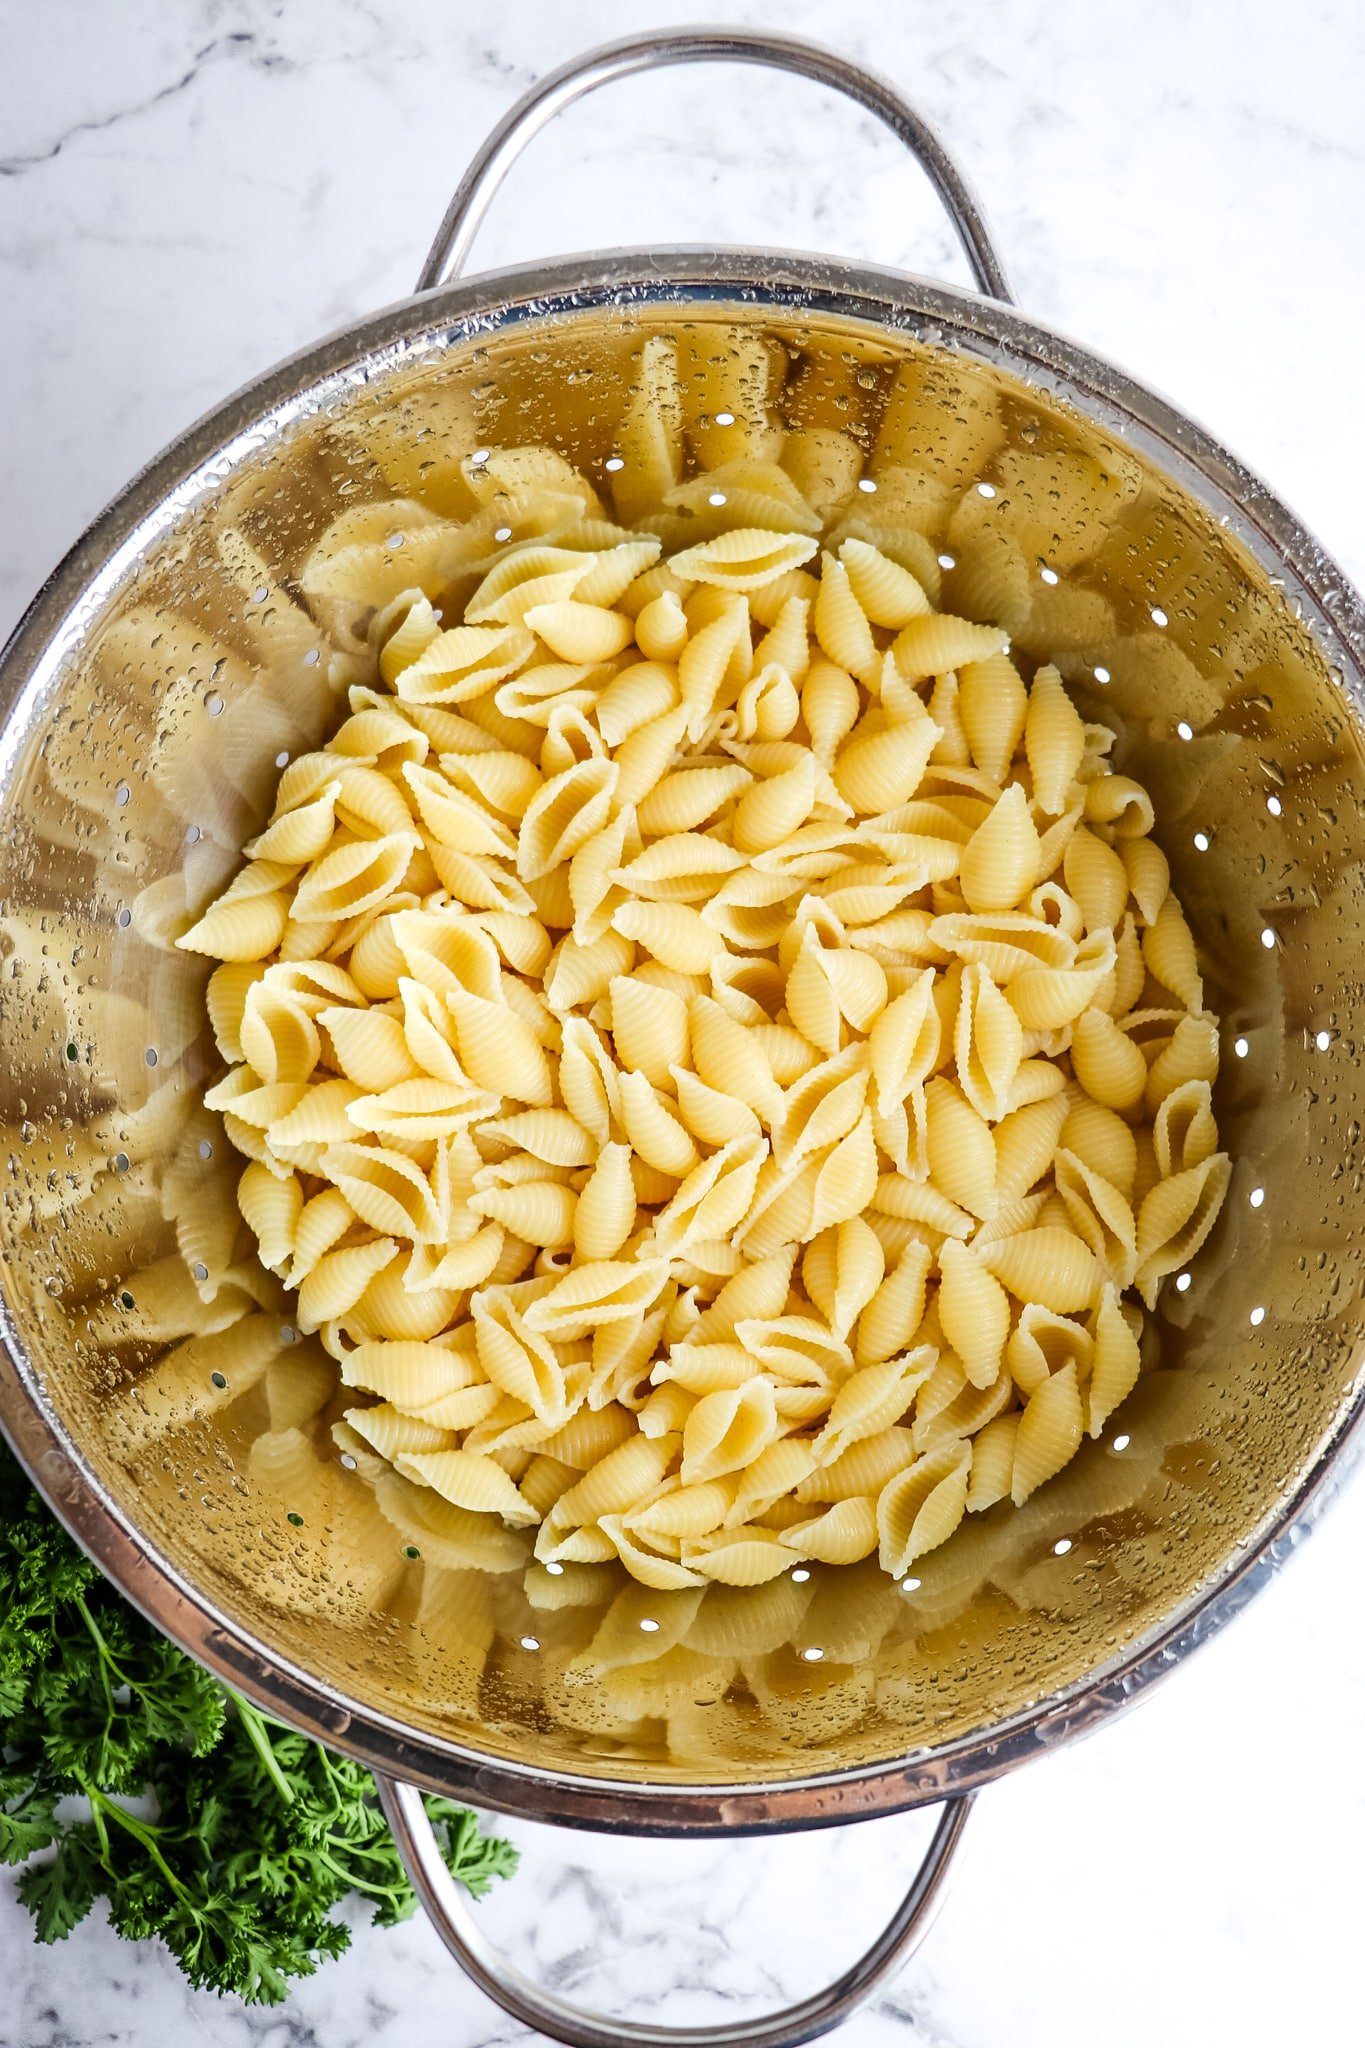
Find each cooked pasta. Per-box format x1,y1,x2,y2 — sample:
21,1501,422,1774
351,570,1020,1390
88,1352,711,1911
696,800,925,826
184,371,1229,1590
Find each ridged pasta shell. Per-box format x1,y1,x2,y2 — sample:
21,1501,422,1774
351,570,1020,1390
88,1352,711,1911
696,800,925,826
814,1347,936,1464
834,704,940,815
1134,1153,1231,1308
876,1441,971,1577
937,1240,1011,1388
682,1528,797,1586
976,1226,1098,1312
958,784,1042,914
1011,1360,1084,1504
669,527,818,591
1086,1286,1144,1435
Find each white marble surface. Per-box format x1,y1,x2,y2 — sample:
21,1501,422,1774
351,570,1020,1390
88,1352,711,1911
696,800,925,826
3,1,1365,2043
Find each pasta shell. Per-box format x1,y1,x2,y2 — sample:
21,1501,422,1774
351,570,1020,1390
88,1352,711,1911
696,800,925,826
523,1258,671,1337
1134,1154,1231,1308
994,1093,1070,1201
178,888,291,962
616,1068,701,1178
469,1179,577,1249
609,974,689,1085
442,986,553,1105
573,1143,637,1261
523,599,634,663
876,1441,971,1577
957,652,1027,784
1024,666,1086,814
612,900,727,976
936,1240,1011,1388
1087,1285,1144,1435
1060,1097,1139,1193
1071,1007,1148,1115
393,623,536,704
682,1529,796,1586
1011,1360,1084,1504
976,1226,1098,1312
1120,835,1170,924
654,1134,768,1255
923,1077,997,1220
833,702,940,815
1064,828,1130,934
682,1380,778,1486
965,1413,1020,1512
398,1448,539,1526
518,757,618,882
814,1348,936,1464
669,527,818,591
892,614,1007,683
781,1497,879,1565
1054,1148,1137,1288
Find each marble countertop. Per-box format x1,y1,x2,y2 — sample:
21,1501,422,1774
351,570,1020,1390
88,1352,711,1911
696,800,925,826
3,1,1364,2043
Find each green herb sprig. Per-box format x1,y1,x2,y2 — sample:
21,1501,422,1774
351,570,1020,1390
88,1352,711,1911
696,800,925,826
0,1437,517,2003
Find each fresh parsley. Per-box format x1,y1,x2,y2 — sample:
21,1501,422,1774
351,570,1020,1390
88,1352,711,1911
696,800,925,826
0,1437,517,2002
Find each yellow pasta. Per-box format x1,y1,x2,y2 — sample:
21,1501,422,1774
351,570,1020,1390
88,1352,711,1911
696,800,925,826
186,429,1228,1591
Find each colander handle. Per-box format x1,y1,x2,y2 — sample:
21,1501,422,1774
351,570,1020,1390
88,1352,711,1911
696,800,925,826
376,1774,973,2048
416,27,1013,302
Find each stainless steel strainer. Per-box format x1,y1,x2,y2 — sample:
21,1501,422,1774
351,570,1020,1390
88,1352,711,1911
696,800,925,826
3,29,1365,2048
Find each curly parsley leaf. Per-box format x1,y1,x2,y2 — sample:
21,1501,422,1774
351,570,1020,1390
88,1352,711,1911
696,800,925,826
0,1437,517,2002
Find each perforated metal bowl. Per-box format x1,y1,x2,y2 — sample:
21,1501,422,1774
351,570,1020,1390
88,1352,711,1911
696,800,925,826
2,31,1364,2048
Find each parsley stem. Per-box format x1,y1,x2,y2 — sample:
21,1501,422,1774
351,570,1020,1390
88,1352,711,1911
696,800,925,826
82,1784,194,1909
226,1690,296,1806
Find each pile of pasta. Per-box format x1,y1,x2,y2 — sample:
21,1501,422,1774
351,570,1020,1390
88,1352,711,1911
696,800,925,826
181,470,1231,1592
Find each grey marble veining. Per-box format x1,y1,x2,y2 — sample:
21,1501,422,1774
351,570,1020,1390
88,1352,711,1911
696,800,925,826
2,2,1364,2044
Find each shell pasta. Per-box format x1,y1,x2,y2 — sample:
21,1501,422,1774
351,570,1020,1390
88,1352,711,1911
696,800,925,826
183,354,1229,1590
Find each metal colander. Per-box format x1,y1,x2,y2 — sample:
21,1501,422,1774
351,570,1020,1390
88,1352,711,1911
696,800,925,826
2,30,1363,2048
